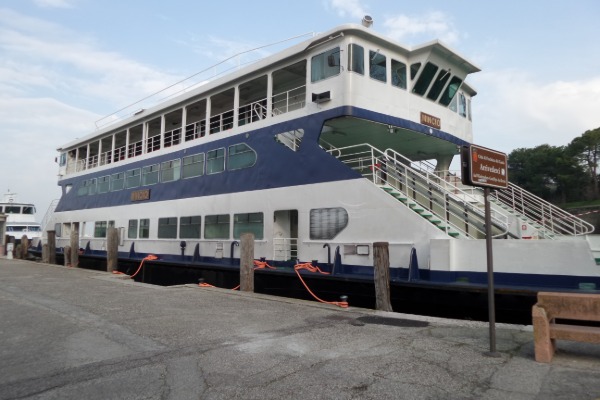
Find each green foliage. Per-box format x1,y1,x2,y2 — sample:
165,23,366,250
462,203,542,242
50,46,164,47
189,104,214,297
507,128,600,203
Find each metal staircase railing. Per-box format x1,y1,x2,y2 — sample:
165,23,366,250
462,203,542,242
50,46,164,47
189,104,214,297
40,199,59,238
327,144,511,239
490,182,594,236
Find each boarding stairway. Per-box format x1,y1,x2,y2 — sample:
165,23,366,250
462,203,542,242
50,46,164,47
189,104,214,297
326,144,593,240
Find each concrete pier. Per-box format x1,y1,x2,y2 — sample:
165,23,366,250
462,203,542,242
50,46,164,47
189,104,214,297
1,258,599,400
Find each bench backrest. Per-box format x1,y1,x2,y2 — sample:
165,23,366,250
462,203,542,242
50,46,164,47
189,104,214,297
536,291,600,322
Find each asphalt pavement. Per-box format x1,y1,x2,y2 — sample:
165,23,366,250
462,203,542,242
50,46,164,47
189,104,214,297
1,258,600,400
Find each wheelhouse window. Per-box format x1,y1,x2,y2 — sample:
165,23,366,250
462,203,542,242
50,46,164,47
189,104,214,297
426,69,452,101
458,93,467,118
369,50,386,83
439,76,462,106
182,153,204,178
391,59,407,89
125,169,141,188
309,207,349,240
413,62,439,96
158,217,177,239
142,164,159,186
311,47,340,82
234,212,264,240
348,44,364,74
111,172,125,191
204,214,230,239
139,218,150,239
180,216,201,239
206,148,225,175
410,62,422,80
128,219,138,239
161,159,181,182
227,143,256,170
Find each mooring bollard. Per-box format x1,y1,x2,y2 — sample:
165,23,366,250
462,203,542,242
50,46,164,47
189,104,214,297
240,232,255,292
373,242,393,312
107,227,119,273
21,235,29,259
64,246,71,267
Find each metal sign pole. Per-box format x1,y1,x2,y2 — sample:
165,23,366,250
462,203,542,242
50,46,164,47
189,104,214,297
484,187,500,357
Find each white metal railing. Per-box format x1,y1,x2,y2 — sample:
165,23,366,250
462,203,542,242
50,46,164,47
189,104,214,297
239,98,267,126
275,129,304,152
128,140,143,158
272,85,306,116
146,135,161,153
273,237,298,261
491,182,594,236
185,120,206,141
209,109,234,134
327,143,511,239
99,150,112,166
40,199,59,236
164,128,181,148
114,145,126,162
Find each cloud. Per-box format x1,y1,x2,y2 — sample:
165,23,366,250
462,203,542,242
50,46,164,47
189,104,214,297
382,11,460,46
33,0,75,8
327,0,369,20
472,70,600,153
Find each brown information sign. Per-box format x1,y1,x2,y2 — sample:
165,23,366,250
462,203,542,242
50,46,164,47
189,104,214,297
131,189,151,202
420,112,441,130
461,144,508,189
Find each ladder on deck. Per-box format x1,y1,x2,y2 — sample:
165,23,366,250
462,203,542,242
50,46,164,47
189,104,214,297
326,143,593,239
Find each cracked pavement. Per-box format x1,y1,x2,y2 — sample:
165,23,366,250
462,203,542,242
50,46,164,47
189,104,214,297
1,259,600,400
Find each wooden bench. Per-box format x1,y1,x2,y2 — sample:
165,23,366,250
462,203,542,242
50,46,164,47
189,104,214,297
532,291,600,363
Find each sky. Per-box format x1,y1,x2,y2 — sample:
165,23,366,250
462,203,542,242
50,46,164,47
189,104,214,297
2,0,600,221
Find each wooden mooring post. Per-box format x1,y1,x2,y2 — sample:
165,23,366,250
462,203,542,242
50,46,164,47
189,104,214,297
70,228,79,268
373,242,393,312
20,235,29,259
47,230,56,265
240,233,255,292
106,227,119,273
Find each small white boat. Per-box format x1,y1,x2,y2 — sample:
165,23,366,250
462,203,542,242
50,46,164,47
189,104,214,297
1,191,42,243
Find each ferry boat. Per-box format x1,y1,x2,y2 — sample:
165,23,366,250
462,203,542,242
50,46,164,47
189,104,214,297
42,20,600,322
2,191,42,243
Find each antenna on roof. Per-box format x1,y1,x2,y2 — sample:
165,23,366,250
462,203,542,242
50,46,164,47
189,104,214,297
362,15,373,28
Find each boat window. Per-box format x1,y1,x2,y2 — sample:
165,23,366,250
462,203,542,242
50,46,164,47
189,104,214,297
426,69,451,101
125,169,141,188
97,176,110,194
234,212,264,240
204,214,230,239
139,218,150,239
309,207,348,240
467,98,472,121
369,50,386,83
439,76,462,106
185,99,207,141
142,164,160,186
111,172,125,191
206,148,225,175
449,93,458,113
158,217,178,239
458,93,467,117
227,143,256,170
311,47,340,82
54,223,62,237
180,216,201,239
210,88,235,134
22,206,35,215
391,59,407,89
238,75,268,127
410,62,422,80
161,159,181,182
94,221,107,238
412,62,439,96
348,44,364,75
59,152,67,167
182,153,205,178
5,206,20,214
128,219,138,239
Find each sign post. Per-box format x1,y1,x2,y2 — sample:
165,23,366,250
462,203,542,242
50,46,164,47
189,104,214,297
461,144,508,357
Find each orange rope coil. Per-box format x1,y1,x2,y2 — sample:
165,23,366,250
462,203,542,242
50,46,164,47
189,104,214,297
129,254,158,279
294,262,348,308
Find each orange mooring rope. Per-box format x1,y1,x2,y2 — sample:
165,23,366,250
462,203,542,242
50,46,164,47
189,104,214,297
129,254,158,279
294,262,348,308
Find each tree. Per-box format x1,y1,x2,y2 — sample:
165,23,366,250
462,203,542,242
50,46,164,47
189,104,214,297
566,127,600,200
508,144,585,203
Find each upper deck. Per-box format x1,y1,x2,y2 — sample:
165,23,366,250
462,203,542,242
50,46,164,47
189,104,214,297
57,23,480,182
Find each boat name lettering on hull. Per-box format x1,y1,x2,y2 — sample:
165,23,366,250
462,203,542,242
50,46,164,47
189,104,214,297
420,112,441,130
131,189,151,202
